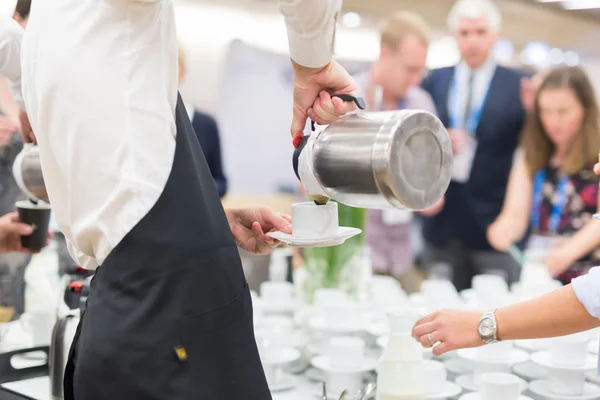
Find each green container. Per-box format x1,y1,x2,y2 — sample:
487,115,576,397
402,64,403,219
303,202,367,303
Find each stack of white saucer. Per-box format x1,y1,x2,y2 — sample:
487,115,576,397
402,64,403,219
529,333,600,399
311,336,377,399
459,372,533,400
456,341,529,392
256,330,301,392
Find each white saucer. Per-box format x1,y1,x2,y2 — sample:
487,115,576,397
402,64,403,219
269,374,296,392
427,381,462,399
512,361,548,381
457,348,530,365
515,338,552,353
444,358,474,376
268,227,362,248
586,370,600,385
459,393,533,400
311,355,378,373
376,336,434,358
529,379,600,400
531,351,597,371
455,374,528,393
262,348,301,365
593,214,600,221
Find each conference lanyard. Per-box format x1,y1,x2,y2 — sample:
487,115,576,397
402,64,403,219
448,69,493,134
530,170,570,234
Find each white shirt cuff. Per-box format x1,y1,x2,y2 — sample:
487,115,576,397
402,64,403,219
572,267,600,319
285,14,337,69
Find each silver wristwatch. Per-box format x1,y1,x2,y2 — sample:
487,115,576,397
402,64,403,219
478,310,499,344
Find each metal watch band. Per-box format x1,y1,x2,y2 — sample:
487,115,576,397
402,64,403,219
478,309,498,344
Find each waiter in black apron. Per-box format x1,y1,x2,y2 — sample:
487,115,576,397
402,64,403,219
4,0,358,398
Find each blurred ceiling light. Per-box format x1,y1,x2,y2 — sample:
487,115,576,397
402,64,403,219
562,0,600,10
521,41,551,68
564,51,580,66
341,12,362,28
549,48,565,65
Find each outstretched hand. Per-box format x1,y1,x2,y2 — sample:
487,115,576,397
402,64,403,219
226,206,292,255
412,309,484,356
0,212,34,254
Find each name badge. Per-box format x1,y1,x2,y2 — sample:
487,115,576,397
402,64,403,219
382,209,412,225
451,136,477,183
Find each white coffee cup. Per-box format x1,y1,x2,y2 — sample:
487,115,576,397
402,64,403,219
480,373,521,400
548,368,586,396
473,361,512,387
422,360,446,393
472,274,508,303
550,333,588,367
291,201,338,239
477,341,513,363
328,336,365,369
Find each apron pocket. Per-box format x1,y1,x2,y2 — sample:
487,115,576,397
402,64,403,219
176,285,271,399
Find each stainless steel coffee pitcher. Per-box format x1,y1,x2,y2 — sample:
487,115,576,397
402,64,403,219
13,144,49,203
292,109,453,210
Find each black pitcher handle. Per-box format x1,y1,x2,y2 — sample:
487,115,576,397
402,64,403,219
310,94,366,132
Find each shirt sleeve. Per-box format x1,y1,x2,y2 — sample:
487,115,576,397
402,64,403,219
572,267,600,319
279,0,342,68
0,17,25,111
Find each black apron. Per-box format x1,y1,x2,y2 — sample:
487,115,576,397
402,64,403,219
63,93,272,399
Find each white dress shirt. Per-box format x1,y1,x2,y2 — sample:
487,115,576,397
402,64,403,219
14,0,340,270
0,17,25,110
279,0,341,68
447,56,497,132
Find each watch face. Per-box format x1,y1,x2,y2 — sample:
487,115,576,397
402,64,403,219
478,317,495,337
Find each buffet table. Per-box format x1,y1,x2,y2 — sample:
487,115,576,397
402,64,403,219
0,376,320,400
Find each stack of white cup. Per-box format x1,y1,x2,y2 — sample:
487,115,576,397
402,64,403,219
530,333,600,398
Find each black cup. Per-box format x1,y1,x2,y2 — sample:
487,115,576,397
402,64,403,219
15,200,51,251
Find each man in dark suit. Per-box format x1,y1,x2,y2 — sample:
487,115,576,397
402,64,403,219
420,0,529,291
178,46,228,198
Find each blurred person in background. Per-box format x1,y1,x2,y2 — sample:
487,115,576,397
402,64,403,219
420,0,528,290
355,12,436,293
0,110,30,317
487,66,600,285
0,110,31,318
13,0,30,28
412,159,600,357
178,45,228,198
0,0,35,318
